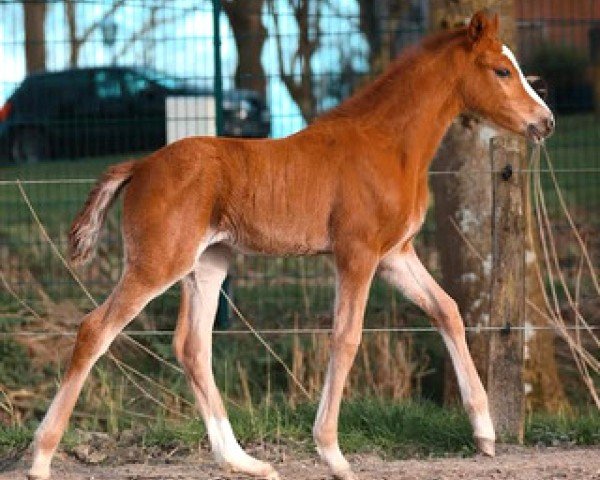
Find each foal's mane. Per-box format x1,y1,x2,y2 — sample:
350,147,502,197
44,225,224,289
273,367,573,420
314,27,468,124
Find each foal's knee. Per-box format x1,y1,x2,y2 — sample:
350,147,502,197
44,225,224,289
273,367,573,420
330,326,362,361
331,337,360,359
179,334,211,374
180,338,197,371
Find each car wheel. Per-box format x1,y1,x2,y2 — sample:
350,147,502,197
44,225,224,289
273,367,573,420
11,128,50,164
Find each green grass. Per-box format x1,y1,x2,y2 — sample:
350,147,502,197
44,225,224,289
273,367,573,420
223,399,476,457
0,425,31,451
525,410,600,446
2,400,598,462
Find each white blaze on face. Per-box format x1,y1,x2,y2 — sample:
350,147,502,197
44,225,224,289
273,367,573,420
501,45,550,112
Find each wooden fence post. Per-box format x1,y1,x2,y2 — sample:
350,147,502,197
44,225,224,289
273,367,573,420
487,136,526,442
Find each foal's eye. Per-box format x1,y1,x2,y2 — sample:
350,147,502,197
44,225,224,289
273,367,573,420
495,68,511,78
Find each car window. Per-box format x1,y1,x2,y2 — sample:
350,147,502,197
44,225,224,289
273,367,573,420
124,71,150,96
141,68,185,90
94,71,123,99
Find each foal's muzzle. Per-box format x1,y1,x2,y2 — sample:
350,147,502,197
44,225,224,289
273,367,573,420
527,115,555,143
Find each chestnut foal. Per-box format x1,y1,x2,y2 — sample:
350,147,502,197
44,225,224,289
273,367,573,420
29,11,553,480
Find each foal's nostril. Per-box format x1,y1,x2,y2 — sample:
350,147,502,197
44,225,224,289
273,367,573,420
544,116,555,136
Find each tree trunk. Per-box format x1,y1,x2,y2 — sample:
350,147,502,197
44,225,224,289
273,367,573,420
268,0,321,122
23,0,47,73
429,0,514,404
223,0,267,98
430,114,496,404
429,0,567,411
64,0,80,67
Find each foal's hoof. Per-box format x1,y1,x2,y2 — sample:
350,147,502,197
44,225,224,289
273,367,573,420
27,475,49,480
332,468,358,480
265,470,281,480
224,461,280,480
475,436,496,457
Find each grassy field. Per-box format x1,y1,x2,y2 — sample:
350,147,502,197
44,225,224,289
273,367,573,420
0,399,598,461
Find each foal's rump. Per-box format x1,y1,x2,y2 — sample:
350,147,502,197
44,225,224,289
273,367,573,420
69,137,220,269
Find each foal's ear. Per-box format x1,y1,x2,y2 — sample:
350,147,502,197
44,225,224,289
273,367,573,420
468,10,499,44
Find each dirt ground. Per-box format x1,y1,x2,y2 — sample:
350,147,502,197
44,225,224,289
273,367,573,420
2,444,600,480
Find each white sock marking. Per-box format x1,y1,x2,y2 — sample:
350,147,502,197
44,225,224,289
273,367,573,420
473,412,495,440
440,331,495,440
29,378,76,479
317,443,351,473
206,416,271,473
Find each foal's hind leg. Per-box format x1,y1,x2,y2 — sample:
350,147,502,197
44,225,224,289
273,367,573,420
28,269,173,480
173,246,279,479
379,246,495,455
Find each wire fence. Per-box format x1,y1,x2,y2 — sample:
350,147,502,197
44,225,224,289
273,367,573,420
0,0,599,415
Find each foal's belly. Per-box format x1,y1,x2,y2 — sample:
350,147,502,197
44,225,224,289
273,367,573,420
219,210,331,256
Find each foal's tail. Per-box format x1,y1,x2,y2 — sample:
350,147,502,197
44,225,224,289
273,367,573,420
68,160,137,265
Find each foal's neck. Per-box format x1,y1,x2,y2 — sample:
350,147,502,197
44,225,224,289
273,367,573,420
318,32,466,172
364,43,465,168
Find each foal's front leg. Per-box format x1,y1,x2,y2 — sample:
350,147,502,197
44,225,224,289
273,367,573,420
379,246,495,455
313,250,377,480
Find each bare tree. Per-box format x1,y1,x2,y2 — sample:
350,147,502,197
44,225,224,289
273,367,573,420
268,0,322,122
223,0,268,97
23,0,47,73
63,0,125,67
110,6,197,64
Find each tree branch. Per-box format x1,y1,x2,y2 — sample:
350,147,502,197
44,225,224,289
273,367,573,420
64,0,126,67
268,0,320,122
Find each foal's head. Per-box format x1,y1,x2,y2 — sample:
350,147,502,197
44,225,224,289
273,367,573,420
459,11,554,142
